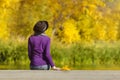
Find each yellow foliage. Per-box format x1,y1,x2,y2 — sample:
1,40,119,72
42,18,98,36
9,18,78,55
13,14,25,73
0,22,9,40
2,0,20,9
61,19,80,43
0,0,120,43
82,0,88,7
93,0,106,7
48,0,61,14
94,22,107,41
115,1,120,11
107,27,118,41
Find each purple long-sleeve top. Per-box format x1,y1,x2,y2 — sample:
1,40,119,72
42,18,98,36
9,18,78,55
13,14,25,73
28,34,55,67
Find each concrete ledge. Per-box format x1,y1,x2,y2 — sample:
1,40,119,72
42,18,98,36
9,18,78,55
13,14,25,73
0,70,120,80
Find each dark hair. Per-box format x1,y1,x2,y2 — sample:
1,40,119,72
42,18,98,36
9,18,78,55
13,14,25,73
33,21,48,35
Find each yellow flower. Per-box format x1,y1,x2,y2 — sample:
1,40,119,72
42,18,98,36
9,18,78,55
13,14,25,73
61,65,71,71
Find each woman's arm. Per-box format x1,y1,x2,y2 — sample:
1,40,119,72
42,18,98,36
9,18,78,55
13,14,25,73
45,38,55,67
45,38,60,70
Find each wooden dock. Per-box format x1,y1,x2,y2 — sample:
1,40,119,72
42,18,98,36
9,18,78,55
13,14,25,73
0,70,120,80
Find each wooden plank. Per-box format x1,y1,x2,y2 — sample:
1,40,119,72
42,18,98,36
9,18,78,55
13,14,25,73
0,70,120,80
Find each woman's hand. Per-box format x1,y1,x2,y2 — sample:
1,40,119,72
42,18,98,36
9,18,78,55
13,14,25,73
52,66,61,70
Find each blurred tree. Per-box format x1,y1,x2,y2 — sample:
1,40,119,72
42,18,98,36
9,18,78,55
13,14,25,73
8,0,51,37
0,0,120,44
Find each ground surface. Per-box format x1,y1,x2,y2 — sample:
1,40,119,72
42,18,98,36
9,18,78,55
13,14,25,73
0,70,120,80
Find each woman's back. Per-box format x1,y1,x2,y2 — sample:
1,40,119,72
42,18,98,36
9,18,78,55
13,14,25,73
28,34,54,67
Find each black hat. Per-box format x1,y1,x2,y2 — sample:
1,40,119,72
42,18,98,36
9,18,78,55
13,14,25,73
33,21,48,34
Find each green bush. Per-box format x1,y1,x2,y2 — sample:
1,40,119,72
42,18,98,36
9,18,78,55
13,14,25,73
0,40,29,69
51,42,120,69
0,40,120,70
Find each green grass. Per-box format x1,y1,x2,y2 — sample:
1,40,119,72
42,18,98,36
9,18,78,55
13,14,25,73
0,40,29,66
0,39,120,70
51,41,120,69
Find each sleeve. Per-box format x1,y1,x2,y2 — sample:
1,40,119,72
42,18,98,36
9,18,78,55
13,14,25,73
45,38,55,67
28,38,32,60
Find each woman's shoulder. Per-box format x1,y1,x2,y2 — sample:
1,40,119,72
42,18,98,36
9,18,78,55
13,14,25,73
29,34,50,40
42,35,50,40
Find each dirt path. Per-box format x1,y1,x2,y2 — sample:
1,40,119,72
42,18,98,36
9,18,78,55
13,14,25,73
0,70,120,80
